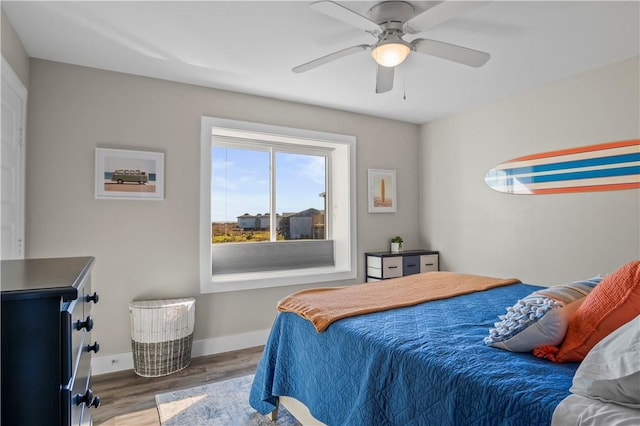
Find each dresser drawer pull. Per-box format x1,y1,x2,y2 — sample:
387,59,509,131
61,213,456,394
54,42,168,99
75,389,93,407
91,395,101,408
424,263,434,266
86,341,100,353
387,266,398,269
406,264,416,268
76,315,94,332
75,389,101,408
85,292,99,304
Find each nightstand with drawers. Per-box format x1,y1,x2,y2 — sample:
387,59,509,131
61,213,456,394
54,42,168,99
365,249,439,282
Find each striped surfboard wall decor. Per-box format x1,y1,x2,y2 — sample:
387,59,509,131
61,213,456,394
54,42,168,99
484,139,640,195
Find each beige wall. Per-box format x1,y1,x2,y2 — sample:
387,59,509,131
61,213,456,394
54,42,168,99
419,57,640,285
19,49,640,366
25,59,420,359
1,8,29,87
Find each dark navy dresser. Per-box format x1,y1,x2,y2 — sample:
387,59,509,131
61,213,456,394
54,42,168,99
1,256,101,426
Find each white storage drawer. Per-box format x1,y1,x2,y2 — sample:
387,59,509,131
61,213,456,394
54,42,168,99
381,256,403,278
367,255,402,279
367,256,382,269
420,254,439,272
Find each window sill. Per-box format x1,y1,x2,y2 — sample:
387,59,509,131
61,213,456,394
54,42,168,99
200,266,357,293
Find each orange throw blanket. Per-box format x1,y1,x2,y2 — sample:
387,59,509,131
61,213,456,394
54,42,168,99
277,272,520,332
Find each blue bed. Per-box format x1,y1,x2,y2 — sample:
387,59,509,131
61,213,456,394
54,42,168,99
249,283,580,425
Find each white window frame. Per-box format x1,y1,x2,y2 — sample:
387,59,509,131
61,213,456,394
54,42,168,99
200,116,357,293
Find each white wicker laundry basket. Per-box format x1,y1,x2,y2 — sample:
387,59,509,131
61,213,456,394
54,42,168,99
129,297,195,377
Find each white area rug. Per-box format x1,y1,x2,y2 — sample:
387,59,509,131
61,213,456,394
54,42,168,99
155,374,300,425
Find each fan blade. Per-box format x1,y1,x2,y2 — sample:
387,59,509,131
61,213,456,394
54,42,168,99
404,1,491,34
375,65,394,94
310,1,380,33
412,38,490,67
292,44,369,73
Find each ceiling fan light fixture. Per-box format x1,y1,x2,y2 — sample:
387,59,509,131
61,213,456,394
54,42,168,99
371,40,411,68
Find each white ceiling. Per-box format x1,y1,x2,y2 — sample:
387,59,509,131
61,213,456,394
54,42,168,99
3,1,639,124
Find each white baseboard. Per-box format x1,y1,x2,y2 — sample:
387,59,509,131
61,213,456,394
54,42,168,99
92,328,271,375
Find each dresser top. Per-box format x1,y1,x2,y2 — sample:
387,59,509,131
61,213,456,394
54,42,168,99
1,256,94,302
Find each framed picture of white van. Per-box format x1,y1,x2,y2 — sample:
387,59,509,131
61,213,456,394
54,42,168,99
368,169,396,213
95,148,164,200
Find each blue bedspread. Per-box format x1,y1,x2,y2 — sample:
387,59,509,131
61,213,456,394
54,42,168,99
249,283,579,426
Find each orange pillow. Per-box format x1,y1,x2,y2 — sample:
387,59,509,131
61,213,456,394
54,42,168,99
534,260,640,362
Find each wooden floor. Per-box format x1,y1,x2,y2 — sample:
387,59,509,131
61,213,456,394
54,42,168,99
91,346,264,425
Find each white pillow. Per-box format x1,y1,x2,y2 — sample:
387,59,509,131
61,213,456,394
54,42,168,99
570,315,640,408
485,277,601,352
485,298,582,352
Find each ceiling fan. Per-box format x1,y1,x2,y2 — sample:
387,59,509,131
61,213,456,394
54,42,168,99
293,1,491,93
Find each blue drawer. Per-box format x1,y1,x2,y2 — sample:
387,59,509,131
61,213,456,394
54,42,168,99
402,255,420,276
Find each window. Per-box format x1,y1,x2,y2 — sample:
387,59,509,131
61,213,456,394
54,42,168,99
200,117,357,293
211,146,327,243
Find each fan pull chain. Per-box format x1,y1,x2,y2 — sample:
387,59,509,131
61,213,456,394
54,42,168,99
402,64,407,100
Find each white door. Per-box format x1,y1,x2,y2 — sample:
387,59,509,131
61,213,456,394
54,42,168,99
1,57,27,259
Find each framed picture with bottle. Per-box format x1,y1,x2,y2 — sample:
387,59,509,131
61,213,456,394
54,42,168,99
368,169,396,213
